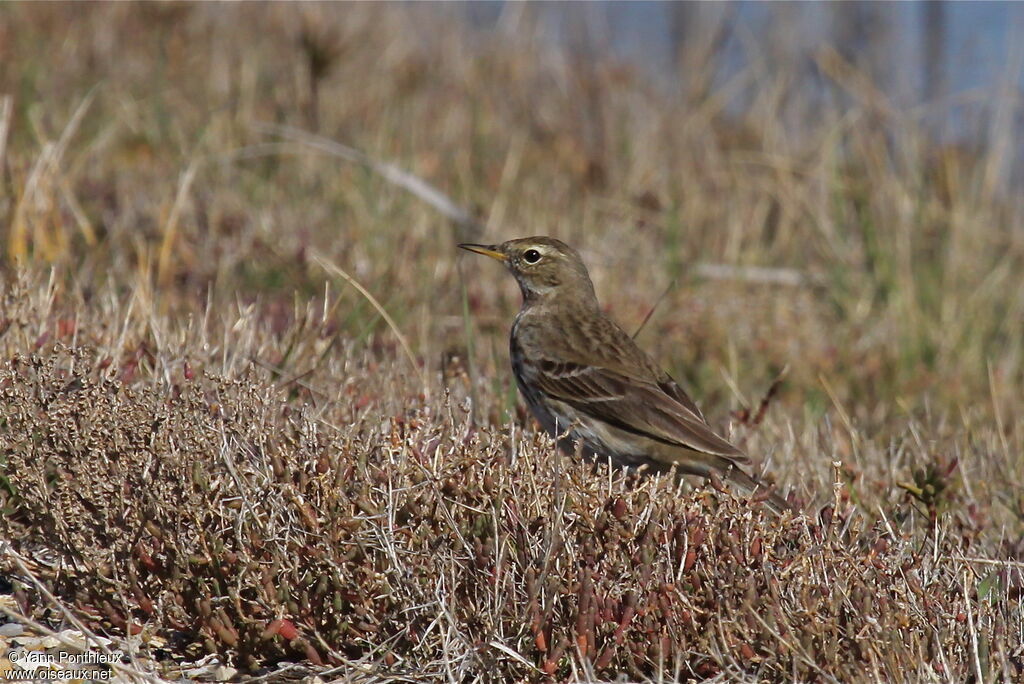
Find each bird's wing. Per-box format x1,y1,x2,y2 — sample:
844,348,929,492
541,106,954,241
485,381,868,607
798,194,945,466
656,376,706,423
531,359,750,463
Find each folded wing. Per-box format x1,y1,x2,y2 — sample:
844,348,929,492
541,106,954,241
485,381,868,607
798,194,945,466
533,359,750,464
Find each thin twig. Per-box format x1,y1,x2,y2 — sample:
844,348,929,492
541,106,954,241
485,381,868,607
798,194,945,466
963,571,985,684
157,160,198,289
631,278,676,339
312,251,428,395
819,373,858,453
0,95,13,188
249,355,328,398
747,606,837,682
734,365,789,428
488,640,539,672
254,122,485,239
954,556,1024,569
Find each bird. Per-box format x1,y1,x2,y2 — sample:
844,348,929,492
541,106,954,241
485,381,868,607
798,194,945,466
459,236,790,513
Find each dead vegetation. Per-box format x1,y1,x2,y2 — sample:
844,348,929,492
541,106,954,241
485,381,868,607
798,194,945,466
1,3,1023,682
1,281,1021,680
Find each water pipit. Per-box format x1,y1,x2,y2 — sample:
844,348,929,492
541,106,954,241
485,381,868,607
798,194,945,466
459,236,789,513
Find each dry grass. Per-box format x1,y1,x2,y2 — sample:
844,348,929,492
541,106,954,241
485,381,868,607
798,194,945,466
1,4,1023,681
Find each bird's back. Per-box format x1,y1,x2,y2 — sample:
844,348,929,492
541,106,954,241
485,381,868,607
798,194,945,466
516,302,709,421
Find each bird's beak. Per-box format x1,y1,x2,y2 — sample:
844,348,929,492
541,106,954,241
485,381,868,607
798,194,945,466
458,243,508,262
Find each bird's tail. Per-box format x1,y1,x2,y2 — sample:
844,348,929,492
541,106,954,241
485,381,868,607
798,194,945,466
724,465,792,515
646,444,792,514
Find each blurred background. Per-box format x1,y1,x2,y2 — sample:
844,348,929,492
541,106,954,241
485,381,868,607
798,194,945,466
1,1,1023,433
478,2,1024,154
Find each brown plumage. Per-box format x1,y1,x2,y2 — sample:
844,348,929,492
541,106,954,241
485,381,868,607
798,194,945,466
460,236,790,513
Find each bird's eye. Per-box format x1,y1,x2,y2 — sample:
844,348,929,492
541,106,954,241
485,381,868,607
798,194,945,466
523,249,542,264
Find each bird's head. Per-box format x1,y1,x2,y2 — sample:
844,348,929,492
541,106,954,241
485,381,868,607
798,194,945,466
459,236,597,304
